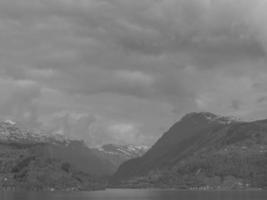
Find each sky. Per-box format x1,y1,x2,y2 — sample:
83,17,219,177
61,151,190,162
1,0,267,146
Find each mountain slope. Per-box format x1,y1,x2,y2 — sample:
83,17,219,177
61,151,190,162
0,120,116,176
0,121,118,190
0,142,106,191
0,121,69,145
111,113,267,189
112,112,238,183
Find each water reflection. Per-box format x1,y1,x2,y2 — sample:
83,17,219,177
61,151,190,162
1,189,267,200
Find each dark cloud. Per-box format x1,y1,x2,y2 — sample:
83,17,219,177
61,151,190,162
0,0,267,145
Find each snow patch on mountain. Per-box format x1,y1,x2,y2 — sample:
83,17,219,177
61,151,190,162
97,144,148,158
182,112,240,125
0,120,70,145
4,120,16,125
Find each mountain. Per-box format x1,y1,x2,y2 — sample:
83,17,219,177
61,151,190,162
0,120,69,145
112,112,238,181
92,144,148,172
99,144,148,158
111,112,267,189
0,121,114,190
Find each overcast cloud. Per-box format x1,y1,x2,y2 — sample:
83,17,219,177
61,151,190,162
0,0,267,146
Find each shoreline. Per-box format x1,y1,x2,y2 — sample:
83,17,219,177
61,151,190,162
107,186,264,192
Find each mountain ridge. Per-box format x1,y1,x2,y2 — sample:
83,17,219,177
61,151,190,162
0,120,112,190
0,120,149,190
92,144,148,173
111,112,267,189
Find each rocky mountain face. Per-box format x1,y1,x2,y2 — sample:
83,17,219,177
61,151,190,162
0,121,69,145
111,112,267,189
92,144,148,172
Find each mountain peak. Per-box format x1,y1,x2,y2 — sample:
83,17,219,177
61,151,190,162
181,112,217,120
3,119,16,125
181,112,239,125
0,121,70,145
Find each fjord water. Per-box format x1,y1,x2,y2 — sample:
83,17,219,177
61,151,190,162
1,189,267,200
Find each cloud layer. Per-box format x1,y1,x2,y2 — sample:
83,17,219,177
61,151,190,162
0,0,267,146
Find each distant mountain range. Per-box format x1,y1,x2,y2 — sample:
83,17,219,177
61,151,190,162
0,120,147,191
92,144,148,172
3,111,267,191
0,120,69,145
111,112,267,190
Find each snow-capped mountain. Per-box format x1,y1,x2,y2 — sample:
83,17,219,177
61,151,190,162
0,120,69,145
181,112,239,125
0,120,149,175
93,144,149,171
97,144,149,158
112,112,267,188
4,120,16,125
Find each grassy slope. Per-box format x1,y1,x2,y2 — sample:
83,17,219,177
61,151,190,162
111,117,267,189
0,142,107,191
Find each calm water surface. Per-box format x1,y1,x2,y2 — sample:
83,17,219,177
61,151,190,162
1,189,267,200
